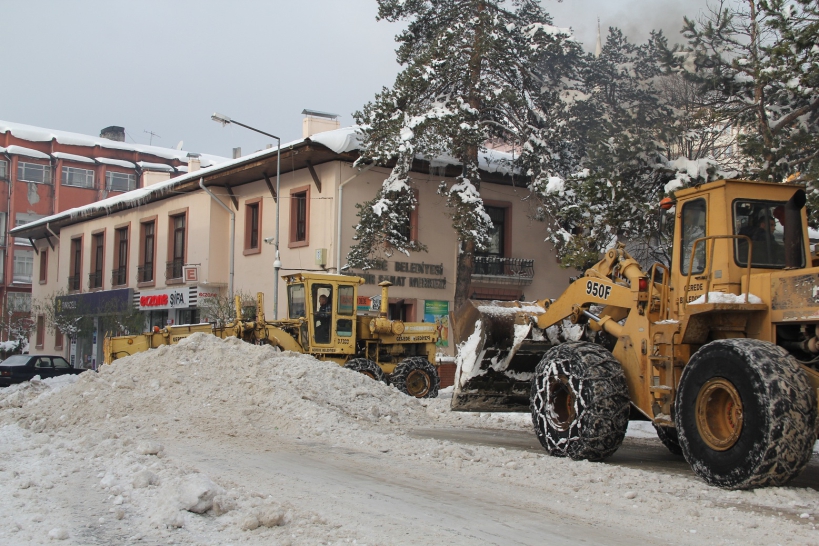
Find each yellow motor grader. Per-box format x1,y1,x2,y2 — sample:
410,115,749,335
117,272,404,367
452,179,819,488
104,273,440,398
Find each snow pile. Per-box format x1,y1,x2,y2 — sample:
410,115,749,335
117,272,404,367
2,333,819,544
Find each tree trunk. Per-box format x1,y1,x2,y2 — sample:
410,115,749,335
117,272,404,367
452,1,485,310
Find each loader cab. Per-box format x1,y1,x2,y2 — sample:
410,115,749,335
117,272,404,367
670,180,809,314
284,273,363,355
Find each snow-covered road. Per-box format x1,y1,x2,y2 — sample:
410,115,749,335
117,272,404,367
1,334,818,545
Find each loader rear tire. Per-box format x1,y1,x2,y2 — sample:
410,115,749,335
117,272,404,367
391,357,439,399
344,358,386,383
675,339,816,489
531,341,630,461
653,424,683,456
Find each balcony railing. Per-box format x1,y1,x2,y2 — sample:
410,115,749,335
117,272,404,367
166,259,184,280
88,271,103,290
111,266,127,286
67,275,81,292
137,265,154,283
472,256,534,285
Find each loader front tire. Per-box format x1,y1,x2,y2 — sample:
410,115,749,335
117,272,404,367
344,358,386,383
531,341,630,461
675,339,816,489
391,357,439,398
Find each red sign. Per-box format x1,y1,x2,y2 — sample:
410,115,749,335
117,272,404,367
140,294,169,307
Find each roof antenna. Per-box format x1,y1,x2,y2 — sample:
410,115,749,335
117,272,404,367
144,130,161,145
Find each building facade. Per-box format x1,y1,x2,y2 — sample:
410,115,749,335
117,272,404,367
0,120,226,348
13,121,575,368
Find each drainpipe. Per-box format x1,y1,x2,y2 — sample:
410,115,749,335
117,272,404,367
2,152,11,339
199,178,235,298
336,163,376,272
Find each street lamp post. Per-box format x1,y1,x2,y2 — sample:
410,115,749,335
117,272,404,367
211,112,282,319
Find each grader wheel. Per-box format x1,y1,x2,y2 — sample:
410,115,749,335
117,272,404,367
391,357,440,399
676,339,817,489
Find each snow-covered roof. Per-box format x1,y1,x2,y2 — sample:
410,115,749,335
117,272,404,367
10,125,518,240
52,151,95,164
137,161,175,172
5,145,50,160
0,120,228,167
95,157,136,169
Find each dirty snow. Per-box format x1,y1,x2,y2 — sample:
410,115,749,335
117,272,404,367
1,334,818,545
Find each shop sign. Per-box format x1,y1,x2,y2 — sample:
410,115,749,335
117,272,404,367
57,288,133,316
424,300,450,347
138,288,190,310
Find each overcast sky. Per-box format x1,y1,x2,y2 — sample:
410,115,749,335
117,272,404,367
2,0,712,159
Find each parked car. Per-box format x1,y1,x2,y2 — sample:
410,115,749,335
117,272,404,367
0,355,86,387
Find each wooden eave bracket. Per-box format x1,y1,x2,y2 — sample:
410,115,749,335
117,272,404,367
29,238,39,255
225,185,239,209
263,172,277,203
305,160,322,193
44,232,55,251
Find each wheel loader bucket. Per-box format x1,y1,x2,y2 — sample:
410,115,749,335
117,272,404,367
450,300,551,413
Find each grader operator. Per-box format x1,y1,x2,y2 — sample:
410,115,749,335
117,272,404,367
451,179,819,489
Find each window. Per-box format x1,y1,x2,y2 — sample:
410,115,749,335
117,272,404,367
55,329,63,350
61,166,95,188
244,199,262,254
113,226,129,286
36,315,45,348
39,249,47,283
396,189,419,244
15,213,46,246
482,206,507,257
7,292,31,313
90,232,104,289
336,285,355,338
106,171,136,192
168,213,186,280
13,250,33,283
0,159,7,180
733,200,800,269
289,186,310,247
680,199,707,275
0,212,5,246
139,220,155,284
17,162,52,184
311,284,333,344
288,283,306,319
69,237,82,291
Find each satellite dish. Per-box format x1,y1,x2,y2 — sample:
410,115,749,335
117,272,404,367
175,140,184,150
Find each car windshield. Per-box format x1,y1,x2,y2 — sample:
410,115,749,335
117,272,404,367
0,355,31,366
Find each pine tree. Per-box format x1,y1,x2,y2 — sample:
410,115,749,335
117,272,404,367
350,0,582,308
528,29,721,269
672,0,819,188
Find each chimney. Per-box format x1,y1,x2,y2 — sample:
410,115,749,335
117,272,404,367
187,152,201,172
232,147,242,159
100,126,125,142
302,109,340,138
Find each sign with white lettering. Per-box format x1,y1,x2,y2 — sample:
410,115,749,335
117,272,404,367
138,288,191,310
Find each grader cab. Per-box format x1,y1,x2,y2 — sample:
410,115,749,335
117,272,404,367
452,179,819,488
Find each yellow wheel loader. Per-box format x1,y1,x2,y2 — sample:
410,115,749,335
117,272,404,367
104,273,440,398
452,179,819,488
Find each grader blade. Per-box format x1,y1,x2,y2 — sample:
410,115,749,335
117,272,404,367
450,300,551,413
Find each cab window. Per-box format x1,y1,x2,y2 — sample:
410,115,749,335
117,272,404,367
680,198,707,275
733,200,797,268
312,284,333,344
336,285,355,337
287,284,306,318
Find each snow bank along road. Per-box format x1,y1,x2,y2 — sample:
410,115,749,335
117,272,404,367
1,334,818,545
